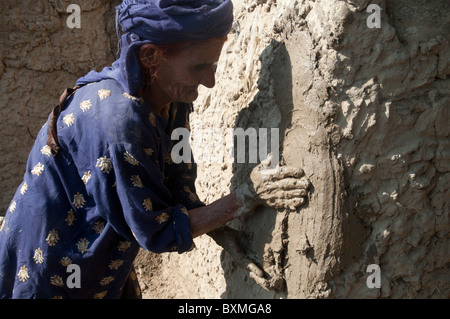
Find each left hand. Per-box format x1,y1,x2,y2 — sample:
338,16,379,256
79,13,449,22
207,227,268,288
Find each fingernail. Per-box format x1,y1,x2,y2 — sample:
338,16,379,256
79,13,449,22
248,263,264,278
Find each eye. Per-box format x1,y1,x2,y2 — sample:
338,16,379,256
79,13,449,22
194,62,218,72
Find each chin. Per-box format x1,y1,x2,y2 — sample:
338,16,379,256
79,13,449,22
179,91,199,103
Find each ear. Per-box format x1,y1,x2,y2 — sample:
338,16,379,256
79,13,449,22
139,43,160,68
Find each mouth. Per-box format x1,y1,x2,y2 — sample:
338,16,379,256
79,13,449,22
177,85,199,103
187,85,199,92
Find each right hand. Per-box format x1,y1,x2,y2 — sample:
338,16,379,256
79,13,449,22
236,153,310,212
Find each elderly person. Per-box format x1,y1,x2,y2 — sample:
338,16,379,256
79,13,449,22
0,0,308,299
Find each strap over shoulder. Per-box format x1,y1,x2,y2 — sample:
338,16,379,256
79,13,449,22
46,86,81,156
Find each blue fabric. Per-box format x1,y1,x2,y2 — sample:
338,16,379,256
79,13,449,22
118,0,234,43
0,79,204,299
77,0,233,96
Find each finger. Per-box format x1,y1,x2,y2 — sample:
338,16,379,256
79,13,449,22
258,177,310,192
247,263,264,278
267,197,306,210
209,228,265,276
287,197,306,209
225,243,257,271
261,166,304,181
260,153,273,168
249,272,270,290
260,188,308,201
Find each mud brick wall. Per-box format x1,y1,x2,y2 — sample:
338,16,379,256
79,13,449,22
1,0,448,298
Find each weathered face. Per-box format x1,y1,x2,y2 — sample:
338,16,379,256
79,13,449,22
152,39,225,103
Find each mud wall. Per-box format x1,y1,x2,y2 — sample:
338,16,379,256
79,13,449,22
0,0,121,214
0,0,448,298
141,0,449,299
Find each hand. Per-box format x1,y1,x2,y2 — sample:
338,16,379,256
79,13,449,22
236,153,310,212
207,227,269,288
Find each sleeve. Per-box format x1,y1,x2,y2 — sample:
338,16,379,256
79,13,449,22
164,152,205,210
87,142,194,254
164,102,205,210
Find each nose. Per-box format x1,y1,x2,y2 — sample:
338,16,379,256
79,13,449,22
199,65,217,89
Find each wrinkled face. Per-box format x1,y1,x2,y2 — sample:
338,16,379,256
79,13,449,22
152,39,225,103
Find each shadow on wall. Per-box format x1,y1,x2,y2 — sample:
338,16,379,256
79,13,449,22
220,39,296,298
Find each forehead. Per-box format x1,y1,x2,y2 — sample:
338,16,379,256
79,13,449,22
176,39,225,64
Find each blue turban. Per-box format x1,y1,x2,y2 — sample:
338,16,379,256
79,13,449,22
77,0,233,95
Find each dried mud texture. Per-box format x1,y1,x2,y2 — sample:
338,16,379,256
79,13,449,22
327,0,450,298
142,0,449,299
0,0,121,214
1,0,448,299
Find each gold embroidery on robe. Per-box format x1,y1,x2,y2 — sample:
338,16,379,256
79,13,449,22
142,198,153,211
46,229,60,246
63,113,75,127
50,275,64,287
41,145,53,157
80,100,92,112
76,238,90,254
108,259,123,270
33,248,44,264
96,156,113,174
124,152,139,165
60,257,72,267
20,182,28,195
73,192,86,209
17,265,30,282
93,291,108,299
31,163,45,176
156,212,170,224
117,241,131,252
100,276,115,286
92,221,105,234
130,175,144,188
98,89,111,100
8,201,16,213
143,148,154,157
65,209,76,226
82,171,91,185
